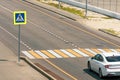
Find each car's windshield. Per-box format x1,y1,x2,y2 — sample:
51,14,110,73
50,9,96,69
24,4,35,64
106,56,120,62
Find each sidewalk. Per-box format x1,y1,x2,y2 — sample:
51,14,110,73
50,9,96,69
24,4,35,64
0,41,48,80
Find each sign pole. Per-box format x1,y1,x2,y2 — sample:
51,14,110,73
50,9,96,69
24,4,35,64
18,24,21,62
85,0,88,17
58,0,61,9
14,11,27,62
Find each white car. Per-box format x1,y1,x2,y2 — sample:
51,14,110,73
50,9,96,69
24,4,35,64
87,52,120,78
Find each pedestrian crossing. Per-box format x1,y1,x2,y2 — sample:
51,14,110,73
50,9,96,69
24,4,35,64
22,48,120,59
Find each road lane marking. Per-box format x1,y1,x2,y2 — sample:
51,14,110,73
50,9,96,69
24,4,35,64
41,50,56,58
97,49,106,53
22,51,35,59
28,50,41,59
2,0,119,50
85,48,97,55
0,25,32,50
110,49,118,52
22,48,120,59
115,49,120,52
79,48,94,57
47,50,62,58
91,48,101,53
44,58,78,80
54,50,69,58
60,49,76,57
66,49,82,57
35,50,49,58
103,48,112,52
18,0,120,48
73,49,88,57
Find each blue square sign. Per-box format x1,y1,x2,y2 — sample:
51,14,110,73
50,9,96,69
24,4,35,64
14,11,27,25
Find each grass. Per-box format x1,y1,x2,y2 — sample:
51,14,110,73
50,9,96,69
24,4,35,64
37,1,112,19
102,16,112,19
103,28,120,36
47,3,85,18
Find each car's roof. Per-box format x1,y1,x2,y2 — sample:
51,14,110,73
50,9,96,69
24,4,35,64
101,52,120,57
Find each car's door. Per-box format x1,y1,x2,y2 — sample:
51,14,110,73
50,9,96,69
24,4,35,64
90,54,99,71
90,54,104,72
95,54,104,73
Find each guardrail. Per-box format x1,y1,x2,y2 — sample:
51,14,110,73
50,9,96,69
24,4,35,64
74,0,120,13
58,0,120,19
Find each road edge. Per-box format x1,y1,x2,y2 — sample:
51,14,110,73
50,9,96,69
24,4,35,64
20,56,56,80
99,29,120,38
24,0,78,21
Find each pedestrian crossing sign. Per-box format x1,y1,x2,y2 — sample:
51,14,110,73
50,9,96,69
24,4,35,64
14,11,27,25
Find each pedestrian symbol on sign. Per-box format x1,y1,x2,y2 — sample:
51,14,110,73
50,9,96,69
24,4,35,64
14,11,26,25
16,13,24,22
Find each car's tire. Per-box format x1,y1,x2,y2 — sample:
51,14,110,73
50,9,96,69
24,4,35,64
88,62,91,71
99,69,103,78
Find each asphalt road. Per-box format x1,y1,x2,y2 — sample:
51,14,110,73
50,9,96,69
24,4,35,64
1,0,120,80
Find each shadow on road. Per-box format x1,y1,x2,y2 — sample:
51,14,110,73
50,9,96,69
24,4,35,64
84,69,120,80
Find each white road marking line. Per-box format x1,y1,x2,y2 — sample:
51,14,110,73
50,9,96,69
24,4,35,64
22,49,120,59
85,49,97,55
22,51,35,59
0,5,12,12
73,49,89,57
47,50,62,58
35,50,48,58
110,49,118,53
97,49,106,53
60,49,76,57
0,26,32,50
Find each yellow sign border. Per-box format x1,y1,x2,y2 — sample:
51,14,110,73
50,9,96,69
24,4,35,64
14,11,27,25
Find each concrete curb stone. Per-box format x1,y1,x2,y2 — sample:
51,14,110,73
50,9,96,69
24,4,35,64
20,56,56,80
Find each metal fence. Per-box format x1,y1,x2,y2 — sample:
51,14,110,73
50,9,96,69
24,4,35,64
74,0,120,13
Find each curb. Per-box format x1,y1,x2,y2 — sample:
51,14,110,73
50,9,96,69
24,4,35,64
24,0,77,21
99,29,120,38
20,56,56,80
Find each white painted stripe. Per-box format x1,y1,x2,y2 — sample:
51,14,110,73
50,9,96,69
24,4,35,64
110,49,118,53
60,49,76,57
35,50,48,58
73,49,89,57
22,51,35,59
47,50,62,58
97,49,106,53
85,49,97,55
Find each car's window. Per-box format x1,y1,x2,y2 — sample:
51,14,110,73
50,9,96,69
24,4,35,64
106,56,120,62
98,55,104,62
94,54,99,60
94,54,103,62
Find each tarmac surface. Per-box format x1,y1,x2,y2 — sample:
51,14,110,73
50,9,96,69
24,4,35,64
0,41,48,80
1,0,120,80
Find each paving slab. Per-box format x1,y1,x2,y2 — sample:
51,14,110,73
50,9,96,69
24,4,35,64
0,41,48,80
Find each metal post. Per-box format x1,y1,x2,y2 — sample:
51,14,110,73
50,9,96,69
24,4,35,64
97,0,99,7
103,0,104,8
18,24,21,62
85,0,88,17
58,0,61,9
116,0,117,12
110,0,111,10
